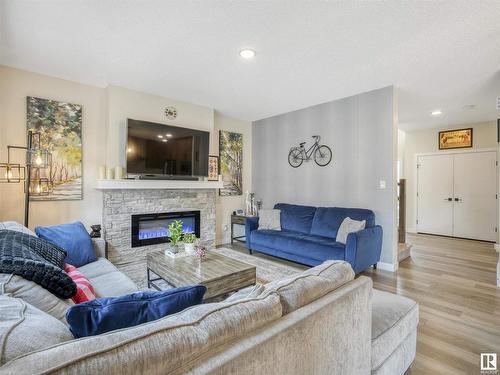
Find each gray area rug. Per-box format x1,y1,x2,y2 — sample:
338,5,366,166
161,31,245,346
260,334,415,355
214,247,304,283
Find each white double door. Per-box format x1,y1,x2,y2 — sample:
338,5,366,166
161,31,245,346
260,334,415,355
417,151,497,242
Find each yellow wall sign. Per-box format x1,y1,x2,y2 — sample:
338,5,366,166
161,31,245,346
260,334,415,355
438,128,473,150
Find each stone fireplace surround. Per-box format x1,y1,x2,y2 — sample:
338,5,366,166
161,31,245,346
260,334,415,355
101,187,217,287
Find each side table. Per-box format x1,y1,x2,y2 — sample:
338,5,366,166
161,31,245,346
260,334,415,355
231,214,257,245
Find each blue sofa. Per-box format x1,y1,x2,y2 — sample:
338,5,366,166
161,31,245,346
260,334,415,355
245,203,383,273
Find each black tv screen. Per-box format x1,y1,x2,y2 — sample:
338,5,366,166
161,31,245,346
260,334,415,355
126,119,209,177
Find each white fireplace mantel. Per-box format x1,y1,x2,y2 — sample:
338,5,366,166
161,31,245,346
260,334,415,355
95,179,223,190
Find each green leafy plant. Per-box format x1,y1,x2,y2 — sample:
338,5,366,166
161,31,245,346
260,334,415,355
168,220,184,246
183,232,197,244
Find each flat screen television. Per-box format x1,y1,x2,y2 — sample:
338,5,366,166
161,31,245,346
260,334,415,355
126,119,210,177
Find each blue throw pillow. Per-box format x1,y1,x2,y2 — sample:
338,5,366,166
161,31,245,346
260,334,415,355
35,222,97,267
66,285,207,338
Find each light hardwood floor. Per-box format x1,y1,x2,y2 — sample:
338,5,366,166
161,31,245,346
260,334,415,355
226,233,499,374
362,233,500,375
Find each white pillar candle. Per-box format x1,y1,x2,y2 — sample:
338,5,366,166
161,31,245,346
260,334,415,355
114,166,123,179
98,165,106,180
106,167,114,180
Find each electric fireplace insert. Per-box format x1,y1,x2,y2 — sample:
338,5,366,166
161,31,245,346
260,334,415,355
131,211,200,248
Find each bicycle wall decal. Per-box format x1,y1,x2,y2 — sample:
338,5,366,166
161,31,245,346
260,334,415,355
288,135,332,168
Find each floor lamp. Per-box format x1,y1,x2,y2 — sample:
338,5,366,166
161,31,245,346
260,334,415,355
0,131,53,227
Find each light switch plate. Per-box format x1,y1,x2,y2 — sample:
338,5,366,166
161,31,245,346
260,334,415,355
379,180,386,189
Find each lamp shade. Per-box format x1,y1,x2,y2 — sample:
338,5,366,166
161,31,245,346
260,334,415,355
0,163,26,183
27,178,52,196
27,148,51,168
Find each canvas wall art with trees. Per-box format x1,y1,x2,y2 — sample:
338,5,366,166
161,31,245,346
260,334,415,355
219,130,243,196
26,96,83,200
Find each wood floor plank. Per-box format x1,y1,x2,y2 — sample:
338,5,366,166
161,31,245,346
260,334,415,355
363,233,500,375
226,233,500,374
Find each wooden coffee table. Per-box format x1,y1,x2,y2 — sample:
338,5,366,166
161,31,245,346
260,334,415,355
146,251,256,300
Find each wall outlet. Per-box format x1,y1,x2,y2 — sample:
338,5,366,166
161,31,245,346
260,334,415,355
223,224,229,232
379,180,386,189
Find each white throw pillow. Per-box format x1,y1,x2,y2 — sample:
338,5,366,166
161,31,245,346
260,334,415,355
336,217,366,244
258,209,281,231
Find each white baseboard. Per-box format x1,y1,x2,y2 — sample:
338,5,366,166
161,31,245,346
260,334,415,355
376,261,398,272
495,243,500,253
406,227,417,234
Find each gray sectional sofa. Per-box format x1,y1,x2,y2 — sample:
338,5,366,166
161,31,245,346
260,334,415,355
0,221,138,323
0,221,418,375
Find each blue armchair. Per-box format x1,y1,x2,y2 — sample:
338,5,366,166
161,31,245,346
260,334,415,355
245,203,383,273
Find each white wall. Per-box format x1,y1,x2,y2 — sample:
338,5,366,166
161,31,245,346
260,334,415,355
401,121,497,232
252,86,398,268
0,66,251,243
214,112,252,245
0,65,105,229
105,86,216,168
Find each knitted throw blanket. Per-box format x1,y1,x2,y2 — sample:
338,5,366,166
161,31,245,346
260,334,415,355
0,230,76,299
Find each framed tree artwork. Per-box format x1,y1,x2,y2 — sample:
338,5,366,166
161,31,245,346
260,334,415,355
219,130,243,196
26,96,83,200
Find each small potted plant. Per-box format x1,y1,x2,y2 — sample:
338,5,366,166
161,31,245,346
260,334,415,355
166,220,183,255
183,232,197,254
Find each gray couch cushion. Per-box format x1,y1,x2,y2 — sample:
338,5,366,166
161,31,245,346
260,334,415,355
0,295,73,365
78,258,138,297
77,257,118,279
372,330,417,375
0,222,36,237
265,260,355,314
1,291,282,374
224,284,266,302
371,289,419,371
0,273,73,322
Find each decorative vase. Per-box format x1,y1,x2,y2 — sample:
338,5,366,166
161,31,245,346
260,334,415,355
194,245,207,261
184,243,194,254
106,167,114,180
114,166,123,179
98,166,106,180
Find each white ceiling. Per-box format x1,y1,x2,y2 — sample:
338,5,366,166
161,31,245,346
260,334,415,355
1,0,499,131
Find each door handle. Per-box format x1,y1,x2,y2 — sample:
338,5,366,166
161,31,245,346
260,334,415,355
444,198,452,201
454,198,462,202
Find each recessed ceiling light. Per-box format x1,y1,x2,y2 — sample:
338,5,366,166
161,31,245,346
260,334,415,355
157,135,163,138
166,133,172,137
162,139,168,142
431,110,442,116
239,49,256,59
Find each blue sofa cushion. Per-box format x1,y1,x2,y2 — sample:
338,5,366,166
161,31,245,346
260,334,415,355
310,207,376,239
66,285,207,338
274,203,317,234
35,222,97,267
251,230,345,262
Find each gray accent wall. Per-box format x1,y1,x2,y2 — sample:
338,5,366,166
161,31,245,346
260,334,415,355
252,86,397,267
